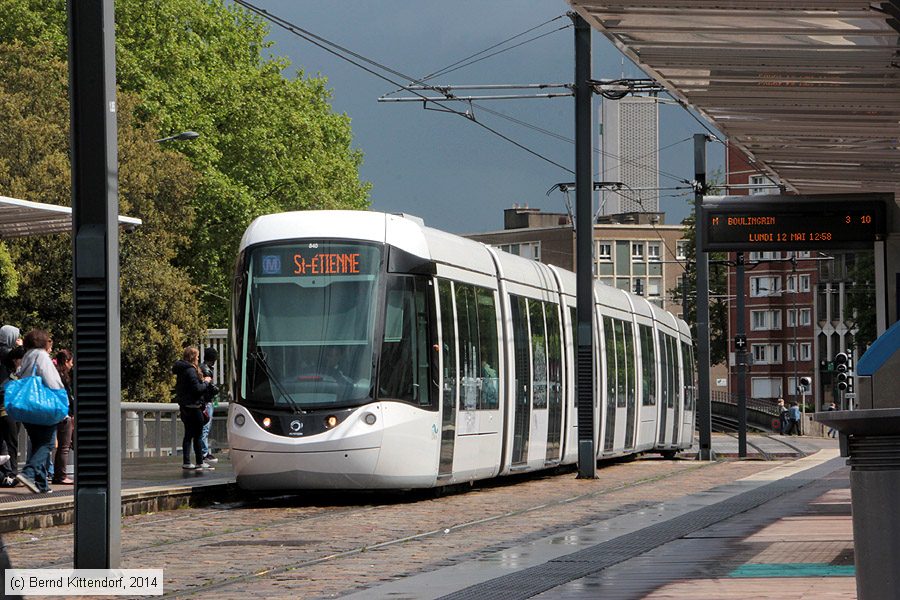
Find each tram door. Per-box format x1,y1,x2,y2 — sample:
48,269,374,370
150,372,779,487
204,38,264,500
680,342,696,447
544,303,563,465
510,296,531,466
437,280,457,480
658,332,677,445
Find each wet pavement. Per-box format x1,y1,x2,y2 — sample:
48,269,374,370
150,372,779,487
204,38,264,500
0,435,856,599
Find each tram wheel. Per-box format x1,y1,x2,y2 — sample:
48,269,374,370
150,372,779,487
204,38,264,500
660,450,677,460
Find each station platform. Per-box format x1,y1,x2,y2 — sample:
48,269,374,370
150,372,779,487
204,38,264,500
345,440,852,600
0,435,854,599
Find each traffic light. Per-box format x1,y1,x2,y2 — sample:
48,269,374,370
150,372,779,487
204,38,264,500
834,352,849,390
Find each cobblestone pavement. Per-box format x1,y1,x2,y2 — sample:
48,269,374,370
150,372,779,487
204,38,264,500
3,456,786,599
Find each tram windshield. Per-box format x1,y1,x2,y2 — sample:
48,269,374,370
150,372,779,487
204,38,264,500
239,241,382,410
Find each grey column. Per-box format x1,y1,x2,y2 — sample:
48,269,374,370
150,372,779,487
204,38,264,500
694,135,713,460
735,253,747,456
67,0,122,568
573,13,596,478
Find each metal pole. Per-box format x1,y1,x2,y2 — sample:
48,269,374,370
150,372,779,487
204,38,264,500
67,0,121,568
573,13,596,478
694,134,713,461
735,253,747,457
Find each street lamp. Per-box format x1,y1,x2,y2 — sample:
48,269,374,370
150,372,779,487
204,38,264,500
154,130,200,143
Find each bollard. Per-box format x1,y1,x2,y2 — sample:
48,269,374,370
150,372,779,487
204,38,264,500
816,409,900,600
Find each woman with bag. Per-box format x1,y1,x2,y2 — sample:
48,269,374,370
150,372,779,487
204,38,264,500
14,329,65,494
173,346,213,470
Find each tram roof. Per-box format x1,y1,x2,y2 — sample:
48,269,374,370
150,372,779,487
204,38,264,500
0,195,142,239
569,1,900,206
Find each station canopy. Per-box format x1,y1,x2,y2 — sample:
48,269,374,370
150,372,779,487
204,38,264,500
0,196,141,239
569,0,900,202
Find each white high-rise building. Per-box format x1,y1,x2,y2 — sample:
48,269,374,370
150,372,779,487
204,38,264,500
599,96,659,215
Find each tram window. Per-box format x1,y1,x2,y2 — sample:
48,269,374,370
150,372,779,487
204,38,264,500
623,322,635,411
456,284,480,411
603,316,617,450
615,319,627,408
378,275,434,408
455,284,499,411
545,303,562,410
639,325,656,406
658,331,668,408
438,280,457,414
681,341,694,411
530,299,548,410
241,242,381,409
666,335,676,409
476,287,500,410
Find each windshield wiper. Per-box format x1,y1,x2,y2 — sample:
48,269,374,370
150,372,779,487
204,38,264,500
250,350,305,415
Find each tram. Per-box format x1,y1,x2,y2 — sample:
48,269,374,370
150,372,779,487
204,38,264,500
227,211,696,490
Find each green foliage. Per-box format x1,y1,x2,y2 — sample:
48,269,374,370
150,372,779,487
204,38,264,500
0,42,204,401
845,252,876,352
1,0,371,326
668,196,729,366
0,243,18,298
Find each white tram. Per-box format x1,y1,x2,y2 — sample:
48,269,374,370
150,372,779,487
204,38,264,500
228,211,696,490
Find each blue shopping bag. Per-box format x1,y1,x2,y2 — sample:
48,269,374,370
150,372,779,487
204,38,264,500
4,366,68,426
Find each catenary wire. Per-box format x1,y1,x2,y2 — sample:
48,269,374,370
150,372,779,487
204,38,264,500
235,0,573,174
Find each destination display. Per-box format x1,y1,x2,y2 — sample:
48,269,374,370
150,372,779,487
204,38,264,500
700,196,887,251
254,242,380,277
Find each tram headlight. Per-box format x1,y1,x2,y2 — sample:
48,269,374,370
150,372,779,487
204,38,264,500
324,415,338,429
234,413,245,427
363,413,377,425
262,417,272,429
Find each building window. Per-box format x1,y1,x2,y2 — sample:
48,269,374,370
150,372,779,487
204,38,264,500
751,309,781,331
631,242,644,260
632,279,645,296
648,277,661,297
799,308,811,326
597,242,612,261
499,241,541,261
749,251,779,262
751,377,782,399
752,343,781,364
797,251,811,258
800,343,812,361
749,174,778,195
750,276,781,297
647,243,661,261
676,240,689,260
799,274,811,292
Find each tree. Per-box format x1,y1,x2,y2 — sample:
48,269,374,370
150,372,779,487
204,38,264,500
0,41,204,401
0,0,371,325
844,251,876,352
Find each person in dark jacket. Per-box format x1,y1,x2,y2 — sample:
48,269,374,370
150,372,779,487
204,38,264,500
0,326,23,486
199,347,219,464
173,346,213,470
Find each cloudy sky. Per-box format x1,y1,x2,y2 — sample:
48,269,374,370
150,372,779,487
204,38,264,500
247,1,724,233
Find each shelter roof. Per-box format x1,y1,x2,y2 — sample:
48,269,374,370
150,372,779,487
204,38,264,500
0,196,141,239
569,1,900,201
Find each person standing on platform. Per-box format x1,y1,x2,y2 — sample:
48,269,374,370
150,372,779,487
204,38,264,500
777,398,789,435
199,347,219,464
52,349,74,485
173,346,213,470
15,329,64,494
826,401,838,438
786,401,802,436
0,327,23,487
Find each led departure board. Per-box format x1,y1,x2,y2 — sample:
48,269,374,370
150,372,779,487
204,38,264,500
699,195,888,251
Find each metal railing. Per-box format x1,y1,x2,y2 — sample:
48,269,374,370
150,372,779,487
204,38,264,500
710,390,780,416
121,402,230,458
